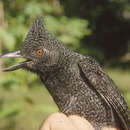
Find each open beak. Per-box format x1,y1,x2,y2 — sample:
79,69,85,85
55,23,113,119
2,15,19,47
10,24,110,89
0,50,22,58
0,50,30,72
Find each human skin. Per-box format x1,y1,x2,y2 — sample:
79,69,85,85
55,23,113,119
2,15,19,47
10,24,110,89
40,112,118,130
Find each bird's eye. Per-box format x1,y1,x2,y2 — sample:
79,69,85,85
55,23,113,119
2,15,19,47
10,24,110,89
36,49,44,56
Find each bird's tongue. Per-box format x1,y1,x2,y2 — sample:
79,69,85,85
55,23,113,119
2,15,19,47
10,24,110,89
0,50,29,72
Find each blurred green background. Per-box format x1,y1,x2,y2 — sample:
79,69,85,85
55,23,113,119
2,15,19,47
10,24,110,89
0,0,130,130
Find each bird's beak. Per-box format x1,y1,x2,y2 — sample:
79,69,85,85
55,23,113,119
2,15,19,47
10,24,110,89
0,50,22,58
0,50,29,72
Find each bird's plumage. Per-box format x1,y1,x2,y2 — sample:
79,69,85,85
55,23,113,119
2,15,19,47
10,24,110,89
78,57,130,130
1,16,130,130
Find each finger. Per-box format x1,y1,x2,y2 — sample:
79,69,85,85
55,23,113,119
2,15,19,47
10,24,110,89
68,115,94,130
40,112,77,130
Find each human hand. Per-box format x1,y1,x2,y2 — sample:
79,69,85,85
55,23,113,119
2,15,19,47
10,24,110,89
40,112,118,130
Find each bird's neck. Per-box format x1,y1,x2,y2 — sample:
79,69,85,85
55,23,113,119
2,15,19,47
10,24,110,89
39,55,81,114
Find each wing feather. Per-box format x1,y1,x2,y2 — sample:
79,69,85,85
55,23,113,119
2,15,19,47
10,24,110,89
78,57,130,130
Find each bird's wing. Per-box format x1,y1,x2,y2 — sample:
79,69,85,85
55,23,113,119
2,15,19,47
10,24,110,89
78,57,130,130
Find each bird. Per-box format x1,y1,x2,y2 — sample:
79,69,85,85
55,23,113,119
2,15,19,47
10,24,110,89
0,16,130,130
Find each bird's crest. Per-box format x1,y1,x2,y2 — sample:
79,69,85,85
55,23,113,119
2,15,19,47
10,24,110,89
25,16,46,40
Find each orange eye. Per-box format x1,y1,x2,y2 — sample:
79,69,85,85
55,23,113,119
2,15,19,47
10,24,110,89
36,49,44,56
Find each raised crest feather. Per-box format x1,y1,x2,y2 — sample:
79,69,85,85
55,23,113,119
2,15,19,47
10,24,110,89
25,16,46,40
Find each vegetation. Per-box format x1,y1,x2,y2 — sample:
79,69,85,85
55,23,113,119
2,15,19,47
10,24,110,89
0,0,129,130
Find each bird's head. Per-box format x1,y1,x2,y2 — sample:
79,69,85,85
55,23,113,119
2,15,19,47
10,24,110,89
0,17,62,74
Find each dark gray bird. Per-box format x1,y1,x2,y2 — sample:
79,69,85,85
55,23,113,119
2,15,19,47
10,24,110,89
0,17,130,130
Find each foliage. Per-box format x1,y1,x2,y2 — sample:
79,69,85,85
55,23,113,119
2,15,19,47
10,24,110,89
61,0,130,61
0,0,90,51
